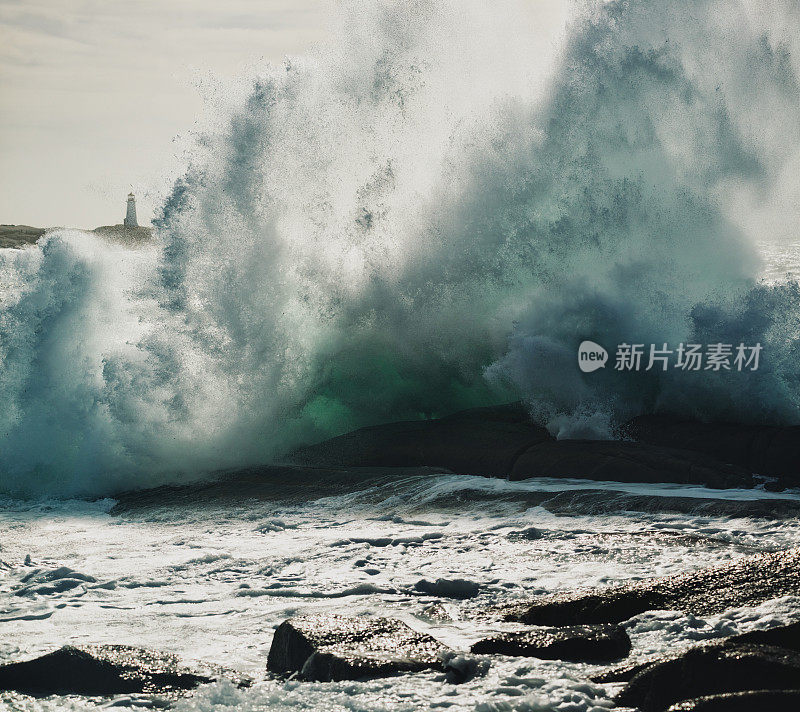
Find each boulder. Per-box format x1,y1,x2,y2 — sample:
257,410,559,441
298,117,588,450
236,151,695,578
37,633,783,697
616,643,800,712
0,645,225,696
592,657,658,684
592,620,800,684
665,689,800,711
504,548,800,625
266,615,448,682
729,621,800,651
626,415,800,487
470,624,631,662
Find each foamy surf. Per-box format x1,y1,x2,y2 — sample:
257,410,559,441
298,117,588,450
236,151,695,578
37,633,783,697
2,475,800,711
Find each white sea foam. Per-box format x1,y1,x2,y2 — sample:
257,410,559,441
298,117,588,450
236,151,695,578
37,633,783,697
2,472,800,711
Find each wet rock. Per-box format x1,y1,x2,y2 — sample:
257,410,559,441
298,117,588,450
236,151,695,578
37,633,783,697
290,404,552,477
763,479,788,492
504,548,800,625
109,405,771,511
414,578,480,599
591,657,656,683
592,620,800,684
0,645,227,696
537,489,800,519
507,527,543,540
289,404,755,488
470,624,631,662
267,615,448,682
615,643,800,712
509,440,753,488
666,689,800,711
626,415,800,487
728,620,800,651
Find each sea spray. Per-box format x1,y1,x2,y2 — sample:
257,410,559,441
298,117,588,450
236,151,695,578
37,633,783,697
0,0,799,496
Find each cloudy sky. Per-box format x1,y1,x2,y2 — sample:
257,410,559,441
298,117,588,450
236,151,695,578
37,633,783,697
0,0,333,227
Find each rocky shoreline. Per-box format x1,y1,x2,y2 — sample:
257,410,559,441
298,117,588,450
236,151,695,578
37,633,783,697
2,548,799,710
5,403,800,709
289,403,800,490
109,402,800,515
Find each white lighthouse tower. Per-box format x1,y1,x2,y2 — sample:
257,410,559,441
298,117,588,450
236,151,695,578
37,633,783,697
124,192,138,227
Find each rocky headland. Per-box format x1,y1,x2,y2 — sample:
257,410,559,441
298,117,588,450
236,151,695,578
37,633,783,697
0,223,152,249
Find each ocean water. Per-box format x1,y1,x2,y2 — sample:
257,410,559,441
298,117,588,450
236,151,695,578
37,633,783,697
760,242,800,284
3,476,800,712
2,1,800,708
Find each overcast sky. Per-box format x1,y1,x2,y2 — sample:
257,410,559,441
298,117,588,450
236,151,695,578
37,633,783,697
0,0,333,227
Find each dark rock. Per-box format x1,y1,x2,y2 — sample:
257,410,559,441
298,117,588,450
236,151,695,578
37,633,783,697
626,415,800,487
470,624,631,662
507,527,543,540
506,587,666,627
666,689,800,711
728,621,800,651
109,405,773,512
537,489,800,519
510,440,753,489
0,645,224,697
266,615,448,682
437,402,533,423
414,578,480,599
504,548,800,625
616,643,800,712
290,404,754,488
592,621,800,684
290,404,552,477
592,657,655,683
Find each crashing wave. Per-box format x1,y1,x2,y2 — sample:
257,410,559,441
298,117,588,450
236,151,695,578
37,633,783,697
0,0,799,496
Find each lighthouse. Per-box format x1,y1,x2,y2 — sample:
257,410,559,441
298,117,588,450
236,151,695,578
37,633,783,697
124,192,138,227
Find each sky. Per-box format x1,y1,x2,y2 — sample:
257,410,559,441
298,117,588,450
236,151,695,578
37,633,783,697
0,0,334,228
